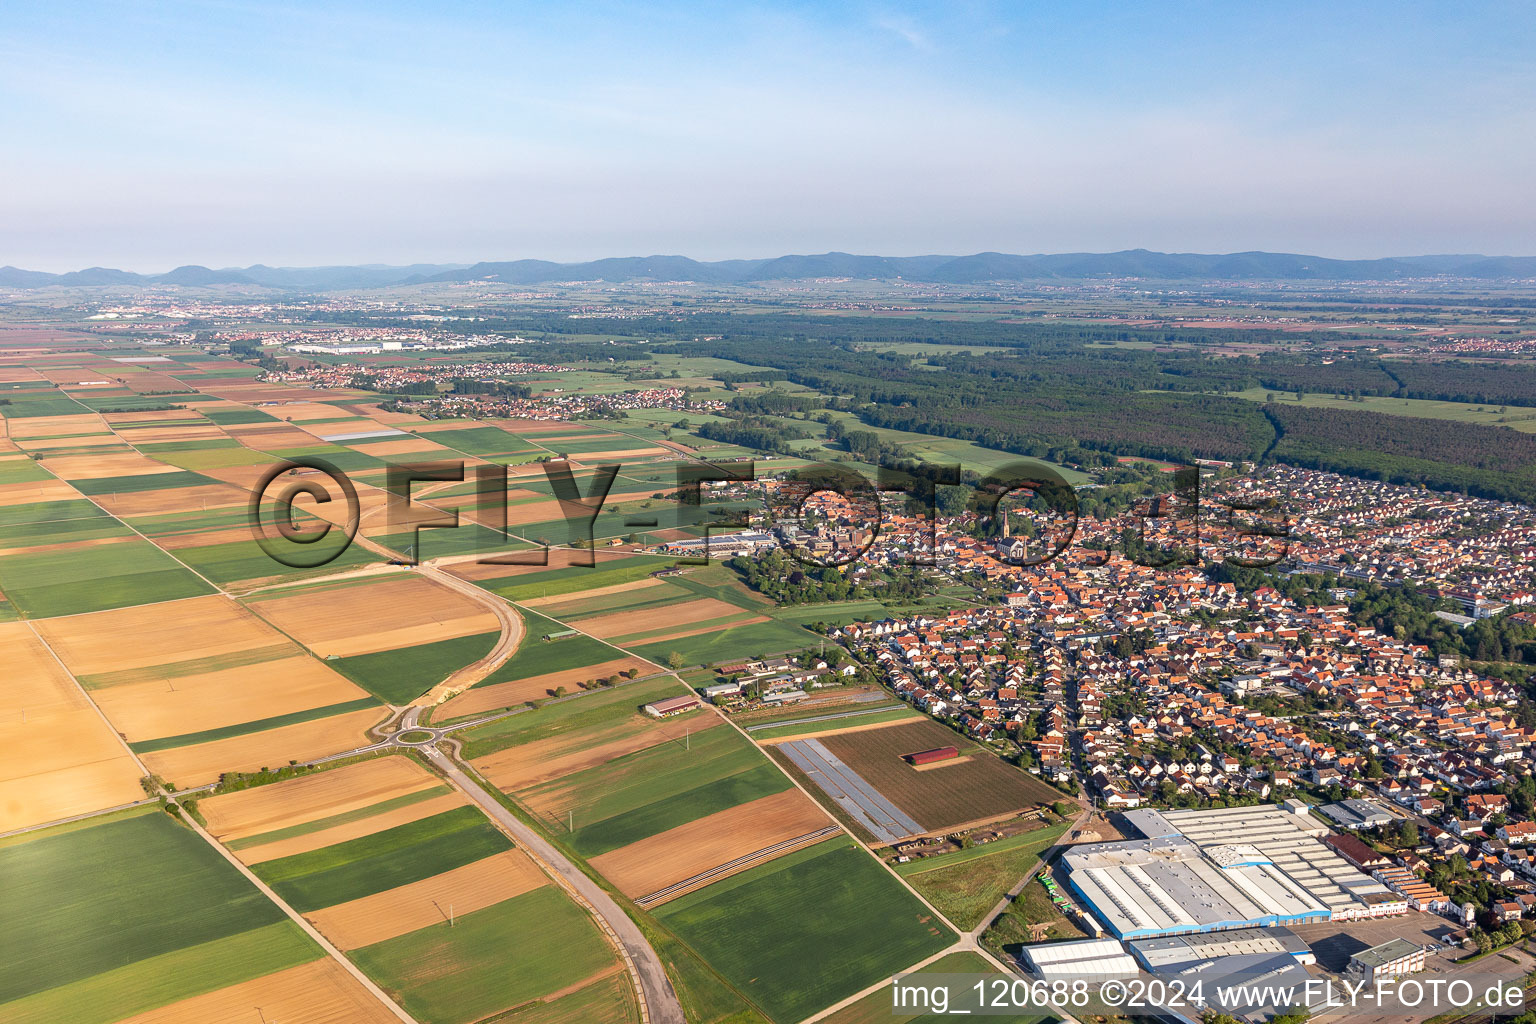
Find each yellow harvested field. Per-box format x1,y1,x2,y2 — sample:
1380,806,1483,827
0,622,144,831
89,656,370,743
0,478,82,507
93,483,252,516
520,576,668,609
241,792,465,865
308,849,548,949
202,754,442,840
35,595,291,676
141,706,387,788
3,414,104,438
576,598,749,639
589,789,831,899
341,438,451,456
114,957,400,1024
42,451,180,480
475,714,721,791
249,575,500,658
436,658,651,720
118,424,229,442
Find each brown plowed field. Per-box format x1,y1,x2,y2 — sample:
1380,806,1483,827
114,957,400,1024
436,658,651,720
140,706,388,789
202,754,440,840
816,719,1060,831
248,575,499,658
308,849,549,948
588,788,830,899
575,598,746,640
474,714,721,791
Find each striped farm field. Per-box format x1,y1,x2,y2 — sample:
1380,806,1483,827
350,885,631,1024
0,808,350,1024
35,595,384,786
0,536,215,617
200,755,635,1024
244,573,504,702
434,655,652,721
654,838,955,1024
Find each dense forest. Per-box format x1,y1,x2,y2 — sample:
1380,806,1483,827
1267,403,1536,504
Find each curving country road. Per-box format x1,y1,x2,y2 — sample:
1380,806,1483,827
420,742,685,1024
416,563,525,705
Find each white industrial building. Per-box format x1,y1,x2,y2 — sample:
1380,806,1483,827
1064,806,1398,939
1017,937,1138,978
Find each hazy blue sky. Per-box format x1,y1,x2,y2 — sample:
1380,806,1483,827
2,1,1532,270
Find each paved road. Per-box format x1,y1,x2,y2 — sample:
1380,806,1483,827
421,743,684,1024
418,564,526,705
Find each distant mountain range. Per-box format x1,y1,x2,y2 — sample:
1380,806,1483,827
3,250,1535,291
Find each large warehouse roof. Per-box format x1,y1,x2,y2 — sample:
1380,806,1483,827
1019,937,1139,978
1068,805,1390,939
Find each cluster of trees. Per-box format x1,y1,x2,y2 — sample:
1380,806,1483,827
449,378,531,398
1348,582,1536,665
695,416,813,453
726,550,934,605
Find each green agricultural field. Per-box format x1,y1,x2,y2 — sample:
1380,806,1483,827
228,785,454,851
0,922,322,1024
469,612,616,687
0,457,52,484
505,972,637,1024
477,556,674,602
1227,386,1536,432
200,407,279,424
0,395,87,417
252,806,513,912
420,425,542,458
0,515,132,548
172,535,378,586
351,886,619,1024
0,810,295,1008
0,498,109,526
329,631,499,704
745,706,919,741
817,951,1051,1024
629,617,815,667
70,469,222,494
535,579,692,620
377,522,520,560
128,696,382,753
0,538,215,617
459,675,684,760
895,822,1070,928
656,838,955,1024
525,725,789,854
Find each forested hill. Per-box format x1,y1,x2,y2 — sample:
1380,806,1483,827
5,249,1536,289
